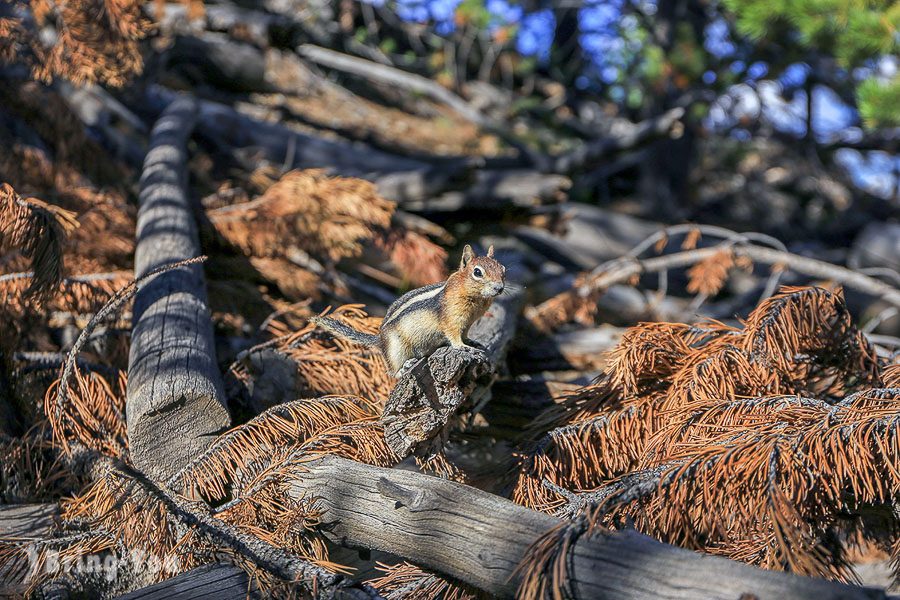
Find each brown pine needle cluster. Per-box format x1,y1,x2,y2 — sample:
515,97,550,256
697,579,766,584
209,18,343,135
44,369,128,459
231,304,393,407
0,183,79,298
685,247,750,296
369,561,479,600
376,228,449,287
209,169,448,298
210,169,395,264
514,286,896,585
0,0,149,87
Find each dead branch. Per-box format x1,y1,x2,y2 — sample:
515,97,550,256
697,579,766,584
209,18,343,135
290,456,884,600
529,243,900,328
140,86,464,204
296,44,500,132
127,95,228,482
543,107,685,174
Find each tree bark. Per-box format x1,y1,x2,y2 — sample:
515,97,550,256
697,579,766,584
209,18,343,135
291,456,885,600
127,96,229,482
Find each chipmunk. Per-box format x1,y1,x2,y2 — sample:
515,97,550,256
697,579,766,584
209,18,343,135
311,244,506,376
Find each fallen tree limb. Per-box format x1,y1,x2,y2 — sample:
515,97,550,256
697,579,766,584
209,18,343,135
127,96,229,482
529,243,900,328
297,44,499,131
541,107,685,174
291,456,885,600
398,169,570,213
381,252,526,458
137,86,463,204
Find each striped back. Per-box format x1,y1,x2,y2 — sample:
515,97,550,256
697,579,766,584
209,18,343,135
382,282,445,328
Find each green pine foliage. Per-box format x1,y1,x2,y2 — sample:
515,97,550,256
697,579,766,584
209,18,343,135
723,0,900,126
858,75,900,127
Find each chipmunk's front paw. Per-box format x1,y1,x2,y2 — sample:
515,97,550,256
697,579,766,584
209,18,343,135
458,343,488,361
394,357,422,379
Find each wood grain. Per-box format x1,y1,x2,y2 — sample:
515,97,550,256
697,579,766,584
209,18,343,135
292,456,886,600
115,564,254,600
126,95,229,482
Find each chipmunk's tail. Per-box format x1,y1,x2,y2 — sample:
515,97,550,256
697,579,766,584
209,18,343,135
310,316,379,347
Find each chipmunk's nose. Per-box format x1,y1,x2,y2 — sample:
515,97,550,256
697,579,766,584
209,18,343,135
486,282,504,297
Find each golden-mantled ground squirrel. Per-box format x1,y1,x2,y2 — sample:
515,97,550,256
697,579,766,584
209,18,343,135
312,244,506,375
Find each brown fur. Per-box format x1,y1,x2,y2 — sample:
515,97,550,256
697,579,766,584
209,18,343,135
439,244,505,346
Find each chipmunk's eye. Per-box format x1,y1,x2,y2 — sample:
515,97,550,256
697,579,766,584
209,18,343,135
472,267,484,279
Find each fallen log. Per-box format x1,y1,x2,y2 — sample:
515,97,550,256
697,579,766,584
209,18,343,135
127,96,230,482
136,86,467,204
291,456,887,600
0,504,56,537
380,248,526,458
297,44,495,130
115,563,253,600
0,504,57,594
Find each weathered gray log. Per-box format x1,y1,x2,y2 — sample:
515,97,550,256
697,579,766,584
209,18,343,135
0,503,56,537
115,564,254,600
297,44,493,130
381,250,526,458
139,86,457,204
291,456,886,600
0,504,57,595
127,96,229,482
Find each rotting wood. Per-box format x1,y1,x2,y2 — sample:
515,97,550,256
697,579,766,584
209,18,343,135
126,95,229,482
380,250,526,458
291,456,887,600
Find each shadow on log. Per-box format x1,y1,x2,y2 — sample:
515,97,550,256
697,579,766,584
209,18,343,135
127,96,229,482
292,456,887,600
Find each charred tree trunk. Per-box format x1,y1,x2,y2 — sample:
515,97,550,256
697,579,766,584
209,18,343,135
126,96,229,482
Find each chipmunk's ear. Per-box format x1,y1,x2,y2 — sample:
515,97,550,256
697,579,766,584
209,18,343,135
460,244,475,268
487,244,495,258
